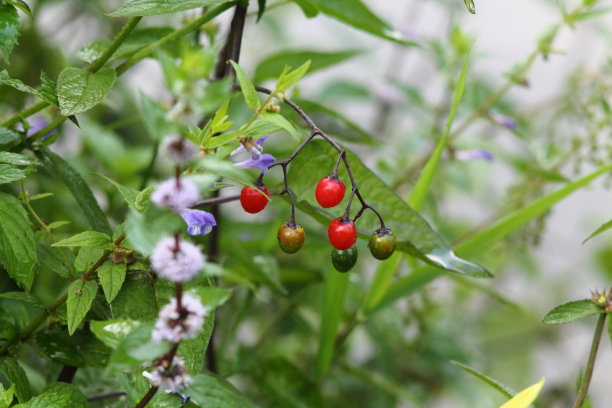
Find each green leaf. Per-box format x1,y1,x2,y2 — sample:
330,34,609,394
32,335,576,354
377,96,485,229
0,70,45,100
408,53,469,211
542,299,602,324
0,5,19,62
39,71,59,107
0,292,44,309
287,140,488,276
230,60,259,109
252,255,287,294
98,261,127,303
205,120,279,149
190,287,232,309
13,393,70,408
259,111,298,140
178,313,214,375
316,268,349,378
96,173,140,210
37,242,72,278
583,218,612,243
290,0,319,18
253,49,360,83
0,164,34,185
52,231,113,250
306,0,417,45
74,247,104,272
0,383,15,407
276,60,311,93
108,323,170,373
39,383,87,408
108,0,234,17
500,378,545,408
125,206,185,256
36,148,112,235
139,91,176,141
0,192,37,291
451,360,514,398
30,327,85,366
76,40,109,64
0,127,20,150
0,152,36,166
256,0,266,21
57,67,116,116
90,319,139,349
66,280,98,335
196,156,260,187
363,252,402,312
0,357,31,402
4,1,32,18
186,373,257,408
464,0,476,14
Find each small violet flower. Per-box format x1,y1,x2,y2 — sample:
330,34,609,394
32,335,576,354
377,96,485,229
180,209,216,236
149,356,192,393
152,293,208,343
151,177,200,211
491,113,517,130
454,149,494,162
231,135,276,176
162,135,199,164
16,119,57,141
150,236,204,282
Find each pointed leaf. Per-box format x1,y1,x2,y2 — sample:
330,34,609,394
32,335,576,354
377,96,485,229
108,0,234,17
0,357,31,402
98,261,127,303
57,67,116,116
186,373,257,407
464,0,476,14
52,231,113,249
542,299,602,324
500,378,545,408
0,192,37,291
4,1,32,18
0,383,15,407
90,319,139,349
0,5,19,62
0,292,44,309
230,60,259,109
96,173,140,210
276,60,311,93
0,164,34,185
0,70,45,100
451,361,514,398
260,111,298,140
583,218,612,243
66,280,98,335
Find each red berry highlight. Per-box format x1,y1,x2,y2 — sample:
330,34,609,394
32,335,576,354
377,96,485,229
240,184,270,214
328,218,357,250
315,176,346,208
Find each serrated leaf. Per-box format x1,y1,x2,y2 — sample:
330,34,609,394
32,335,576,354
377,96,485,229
40,383,87,408
0,127,20,150
254,49,360,83
90,319,139,349
464,0,476,14
260,111,298,140
13,392,70,408
316,267,349,378
230,60,259,109
36,148,112,235
52,231,113,250
66,280,98,335
96,173,140,210
287,141,488,276
0,292,44,309
57,67,116,116
4,1,31,18
98,261,127,303
451,361,514,398
0,5,19,62
0,164,34,185
74,247,104,272
110,280,160,321
76,39,110,64
0,357,31,402
306,0,417,45
500,378,545,408
186,373,257,408
108,0,234,17
0,151,36,166
276,60,311,93
39,71,59,107
0,192,37,291
542,299,602,324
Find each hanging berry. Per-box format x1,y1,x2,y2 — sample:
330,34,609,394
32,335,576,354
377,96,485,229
331,246,358,272
328,218,357,250
240,184,270,214
368,228,397,260
277,223,305,254
315,176,346,208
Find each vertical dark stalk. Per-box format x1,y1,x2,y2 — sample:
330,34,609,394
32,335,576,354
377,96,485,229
572,313,607,408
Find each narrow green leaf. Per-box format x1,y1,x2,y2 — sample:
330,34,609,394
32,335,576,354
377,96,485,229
0,357,31,402
451,360,514,398
98,261,127,303
0,292,44,309
260,111,299,140
57,67,116,116
96,173,140,210
205,120,279,149
276,60,311,93
542,299,602,324
305,0,417,45
254,49,360,83
0,5,19,62
0,192,37,291
108,0,234,17
90,319,139,349
257,0,266,21
290,0,319,18
464,0,476,14
316,268,349,378
363,253,402,312
36,148,112,235
583,218,612,243
66,280,98,335
52,231,113,250
230,60,259,109
408,53,469,211
0,70,45,100
186,373,257,407
4,1,32,18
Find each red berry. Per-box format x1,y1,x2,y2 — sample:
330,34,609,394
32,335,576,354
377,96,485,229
240,184,270,214
328,218,357,250
315,176,346,208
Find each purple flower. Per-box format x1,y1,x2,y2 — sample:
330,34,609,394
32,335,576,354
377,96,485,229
150,236,204,282
230,135,268,157
491,114,517,130
16,120,57,141
149,356,191,392
162,135,198,164
151,177,200,211
235,154,276,176
180,209,216,236
454,149,494,162
152,293,207,343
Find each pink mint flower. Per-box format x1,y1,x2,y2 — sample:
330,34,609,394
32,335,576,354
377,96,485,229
150,236,204,282
151,177,200,211
149,356,192,392
152,293,207,343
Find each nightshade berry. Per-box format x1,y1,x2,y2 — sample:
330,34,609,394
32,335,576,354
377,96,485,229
331,246,358,272
368,228,397,260
315,176,346,208
277,222,305,254
240,184,270,214
328,218,357,250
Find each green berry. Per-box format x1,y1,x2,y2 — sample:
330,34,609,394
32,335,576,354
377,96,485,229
368,228,397,260
331,246,358,273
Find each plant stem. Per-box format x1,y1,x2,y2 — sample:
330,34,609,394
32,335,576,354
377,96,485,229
0,100,47,128
193,194,240,207
134,386,158,408
89,17,142,73
572,312,607,408
86,392,127,403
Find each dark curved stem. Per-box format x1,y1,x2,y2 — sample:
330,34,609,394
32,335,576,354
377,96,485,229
87,392,126,403
194,194,240,207
134,386,158,408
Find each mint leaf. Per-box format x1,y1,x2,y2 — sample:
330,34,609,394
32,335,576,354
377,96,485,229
66,280,98,335
57,67,116,116
52,231,113,250
108,0,234,17
0,4,19,62
98,261,127,303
